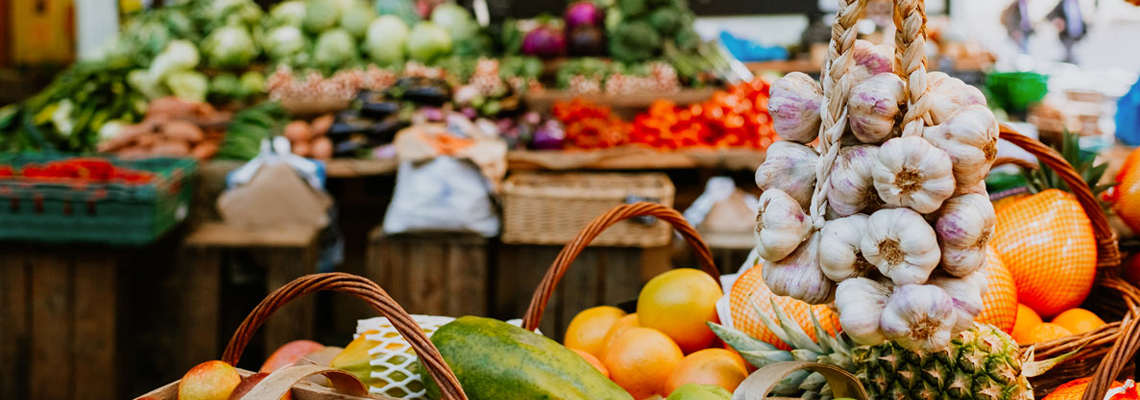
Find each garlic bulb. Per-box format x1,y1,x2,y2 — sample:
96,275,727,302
755,189,813,262
928,72,987,125
763,232,835,305
935,193,995,277
819,214,874,282
755,141,819,209
922,105,999,189
872,136,956,213
769,72,824,143
828,145,883,216
927,272,986,334
835,277,892,345
848,73,905,144
850,40,894,87
862,208,941,286
956,181,988,196
880,284,956,352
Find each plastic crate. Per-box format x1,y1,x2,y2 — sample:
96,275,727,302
0,154,197,245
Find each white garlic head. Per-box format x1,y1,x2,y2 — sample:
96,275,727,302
756,141,819,209
850,40,895,88
769,72,824,143
927,272,987,334
755,189,813,262
763,232,836,305
928,72,988,125
935,193,995,277
848,73,905,144
835,277,892,346
922,105,999,189
819,214,874,282
862,208,941,286
828,145,883,216
880,284,956,352
872,136,956,213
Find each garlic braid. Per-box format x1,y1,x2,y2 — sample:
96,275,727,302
808,0,867,229
894,0,933,138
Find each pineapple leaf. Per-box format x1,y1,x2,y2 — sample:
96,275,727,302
769,299,824,353
707,322,778,352
810,309,841,354
1022,345,1082,377
738,349,795,367
791,348,823,361
1023,130,1111,211
751,298,793,348
773,370,811,395
800,372,828,391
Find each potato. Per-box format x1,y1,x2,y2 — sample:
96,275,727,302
284,121,314,142
151,140,191,157
310,114,334,137
134,133,158,148
311,137,333,160
162,120,205,143
146,97,200,119
292,141,312,157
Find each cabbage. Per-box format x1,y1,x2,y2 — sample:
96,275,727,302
407,22,452,63
240,71,267,96
313,28,358,68
207,0,263,28
365,16,409,66
267,0,307,27
429,3,477,41
304,0,341,33
210,73,242,99
263,25,307,59
202,26,259,68
165,71,209,102
147,40,199,82
339,0,376,37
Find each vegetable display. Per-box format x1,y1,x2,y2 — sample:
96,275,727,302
97,97,230,160
0,158,155,184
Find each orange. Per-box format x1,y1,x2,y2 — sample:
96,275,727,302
603,327,685,399
1043,377,1125,400
992,192,1030,213
565,306,627,358
638,268,723,353
1011,304,1043,340
571,348,610,378
663,348,749,395
728,261,839,351
1017,323,1073,344
976,246,1018,333
1052,308,1107,334
993,189,1097,318
1114,147,1140,230
602,314,641,354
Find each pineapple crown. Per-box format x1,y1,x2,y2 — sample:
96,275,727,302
1022,130,1111,209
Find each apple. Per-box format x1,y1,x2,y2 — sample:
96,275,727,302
177,361,242,400
261,340,324,373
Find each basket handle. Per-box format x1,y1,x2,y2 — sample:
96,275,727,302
521,202,719,332
997,125,1121,269
221,273,469,400
243,365,369,399
732,362,868,400
1083,312,1140,400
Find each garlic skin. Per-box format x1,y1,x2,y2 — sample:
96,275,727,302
872,136,956,213
819,214,874,282
927,272,986,334
755,141,819,209
763,232,836,305
834,277,892,345
850,40,894,87
848,73,905,144
828,145,883,216
755,189,813,262
768,72,823,143
928,72,988,125
862,208,941,286
880,284,957,352
935,193,995,277
922,105,999,189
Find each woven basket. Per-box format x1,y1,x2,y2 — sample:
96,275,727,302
136,273,469,400
997,126,1140,398
501,172,675,247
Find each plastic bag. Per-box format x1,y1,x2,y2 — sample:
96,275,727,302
1117,74,1140,145
382,157,500,237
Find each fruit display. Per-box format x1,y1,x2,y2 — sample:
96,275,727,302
0,157,156,185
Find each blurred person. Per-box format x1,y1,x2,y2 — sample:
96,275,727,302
1002,0,1034,53
1047,0,1088,63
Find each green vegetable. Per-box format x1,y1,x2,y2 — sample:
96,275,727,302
165,71,209,102
648,8,684,36
129,69,169,99
430,3,477,41
209,73,242,100
608,21,660,62
313,28,359,70
666,384,732,400
407,22,453,63
205,0,263,29
267,0,307,27
365,16,409,66
239,71,266,97
304,0,342,33
499,19,525,55
262,25,307,60
374,0,420,26
338,0,376,38
147,40,200,83
202,26,258,69
617,0,647,18
217,101,289,161
422,316,633,400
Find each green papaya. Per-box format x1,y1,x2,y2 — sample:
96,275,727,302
423,316,634,400
666,384,731,400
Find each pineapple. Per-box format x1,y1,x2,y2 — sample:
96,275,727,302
712,300,1064,400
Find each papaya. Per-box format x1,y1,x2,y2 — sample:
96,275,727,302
667,384,731,400
423,316,634,400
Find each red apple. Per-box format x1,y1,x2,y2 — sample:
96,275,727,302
178,360,242,400
260,340,324,374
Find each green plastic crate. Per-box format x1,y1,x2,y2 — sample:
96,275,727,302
0,154,198,246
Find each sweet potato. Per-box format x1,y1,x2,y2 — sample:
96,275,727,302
311,137,333,160
162,120,205,143
151,140,192,157
147,97,200,119
191,142,220,160
284,121,314,142
134,133,158,148
310,114,334,137
292,141,312,157
98,123,154,152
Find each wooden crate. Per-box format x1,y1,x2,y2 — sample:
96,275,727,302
0,246,123,400
366,230,490,317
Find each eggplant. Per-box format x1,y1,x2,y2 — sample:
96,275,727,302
354,91,402,119
385,77,452,106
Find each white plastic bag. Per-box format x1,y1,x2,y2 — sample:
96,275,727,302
381,157,500,237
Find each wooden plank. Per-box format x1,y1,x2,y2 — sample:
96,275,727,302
324,159,399,178
259,244,318,355
446,235,488,316
184,223,320,249
73,250,118,400
0,248,30,399
172,246,222,374
524,88,716,116
604,248,645,308
30,252,72,400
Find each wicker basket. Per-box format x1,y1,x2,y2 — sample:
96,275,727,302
502,172,675,247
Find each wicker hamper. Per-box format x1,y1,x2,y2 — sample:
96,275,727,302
502,172,675,247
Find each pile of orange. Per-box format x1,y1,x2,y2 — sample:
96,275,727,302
1011,304,1106,344
563,268,747,399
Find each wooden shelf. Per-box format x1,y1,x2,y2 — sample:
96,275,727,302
507,147,765,171
524,88,717,117
323,158,399,178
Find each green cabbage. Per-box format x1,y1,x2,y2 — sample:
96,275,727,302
313,28,359,69
304,0,342,33
210,73,242,99
339,0,376,38
365,16,409,66
240,71,267,97
202,26,259,68
165,71,209,102
267,0,307,27
263,25,307,59
407,22,452,63
429,3,477,41
147,40,199,82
